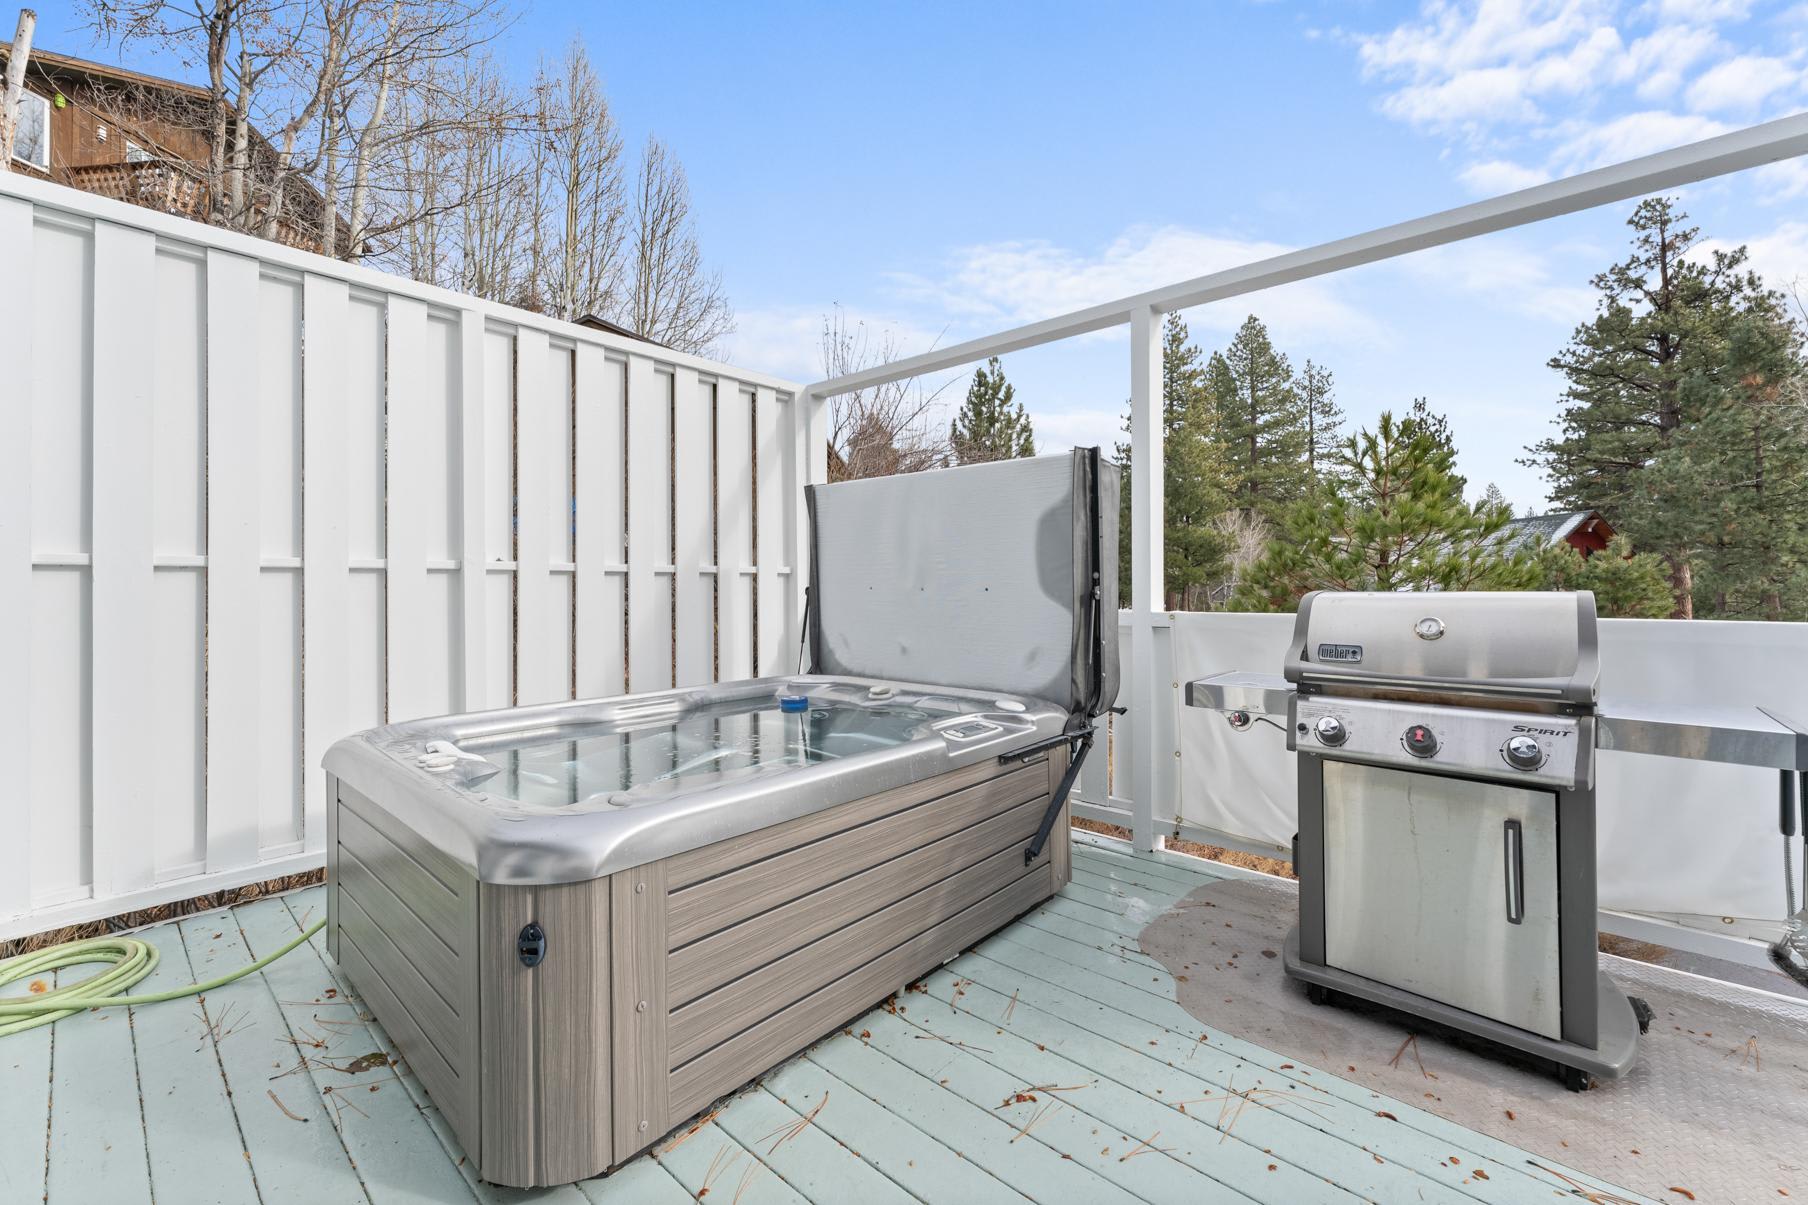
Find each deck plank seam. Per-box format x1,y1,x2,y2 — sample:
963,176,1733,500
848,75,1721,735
239,899,419,1205
277,894,479,1204
916,958,1518,1205
951,943,1598,1203
1069,855,1221,897
123,976,158,1204
1030,869,1634,1198
1071,841,1243,889
749,1080,932,1205
803,1025,1163,1205
40,970,57,1203
218,910,376,1205
953,945,1633,1204
882,980,1331,1204
652,1113,803,1203
165,919,269,1205
788,1039,1047,1204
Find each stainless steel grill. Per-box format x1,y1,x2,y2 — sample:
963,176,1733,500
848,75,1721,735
1194,590,1643,1089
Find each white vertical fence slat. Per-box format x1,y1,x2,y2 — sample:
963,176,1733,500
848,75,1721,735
753,386,787,676
481,327,516,708
574,345,625,698
205,247,263,868
0,174,807,942
90,221,160,898
0,197,33,917
302,274,351,855
384,295,431,721
672,367,711,686
626,356,672,692
716,384,755,683
456,310,488,710
514,328,558,704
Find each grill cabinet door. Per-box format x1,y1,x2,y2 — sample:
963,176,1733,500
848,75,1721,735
1321,761,1562,1040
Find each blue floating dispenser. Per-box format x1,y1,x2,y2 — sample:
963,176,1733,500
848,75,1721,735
778,694,810,713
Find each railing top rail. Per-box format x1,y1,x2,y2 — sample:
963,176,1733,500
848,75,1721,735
804,110,1808,400
0,166,803,394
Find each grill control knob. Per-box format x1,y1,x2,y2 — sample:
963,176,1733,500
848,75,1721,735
1503,735,1545,771
1313,716,1347,747
1402,724,1439,758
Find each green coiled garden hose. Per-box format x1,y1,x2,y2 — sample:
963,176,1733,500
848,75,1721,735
0,918,326,1037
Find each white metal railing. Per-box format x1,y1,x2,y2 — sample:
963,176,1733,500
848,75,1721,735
0,169,822,941
803,112,1808,966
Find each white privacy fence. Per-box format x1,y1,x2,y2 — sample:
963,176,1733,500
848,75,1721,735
0,170,821,942
1073,611,1808,960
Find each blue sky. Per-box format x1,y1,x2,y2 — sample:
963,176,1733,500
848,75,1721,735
38,0,1808,510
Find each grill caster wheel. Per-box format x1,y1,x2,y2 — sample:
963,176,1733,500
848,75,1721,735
1560,1066,1592,1093
1305,983,1331,1007
1630,995,1654,1035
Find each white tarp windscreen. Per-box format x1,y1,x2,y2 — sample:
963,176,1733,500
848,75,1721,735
809,455,1086,710
1168,610,1806,921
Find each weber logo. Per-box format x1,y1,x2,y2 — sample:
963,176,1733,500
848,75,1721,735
1317,643,1363,663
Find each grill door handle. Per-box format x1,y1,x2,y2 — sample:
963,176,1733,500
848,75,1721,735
1503,819,1524,925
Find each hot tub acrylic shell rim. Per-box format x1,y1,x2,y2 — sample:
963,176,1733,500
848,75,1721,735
320,674,1069,887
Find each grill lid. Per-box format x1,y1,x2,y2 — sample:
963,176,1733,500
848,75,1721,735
1283,590,1599,707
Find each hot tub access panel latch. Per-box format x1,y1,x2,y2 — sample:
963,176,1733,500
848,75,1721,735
517,922,547,968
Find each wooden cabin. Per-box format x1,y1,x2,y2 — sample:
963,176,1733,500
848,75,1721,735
1,43,325,252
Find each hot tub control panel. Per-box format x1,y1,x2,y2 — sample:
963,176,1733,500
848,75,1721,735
938,718,1006,742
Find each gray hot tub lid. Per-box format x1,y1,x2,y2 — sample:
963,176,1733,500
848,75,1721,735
806,448,1119,720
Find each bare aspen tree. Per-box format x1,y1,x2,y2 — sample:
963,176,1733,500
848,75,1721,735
819,306,952,480
627,135,731,353
540,40,625,321
0,9,37,170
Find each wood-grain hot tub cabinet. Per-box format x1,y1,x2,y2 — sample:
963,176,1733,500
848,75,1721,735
322,449,1118,1187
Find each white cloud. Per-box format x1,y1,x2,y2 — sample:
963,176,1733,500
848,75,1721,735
1624,23,1723,100
1684,53,1803,113
1458,158,1553,193
1396,239,1598,320
1351,0,1801,196
1358,0,1631,132
890,225,1386,348
1646,0,1751,20
1698,220,1808,291
724,305,953,386
1027,406,1129,456
1545,109,1730,171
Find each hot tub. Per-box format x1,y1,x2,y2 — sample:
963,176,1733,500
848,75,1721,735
323,449,1118,1187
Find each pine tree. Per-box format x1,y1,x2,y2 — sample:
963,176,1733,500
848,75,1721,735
950,357,1035,465
1116,313,1233,607
1231,407,1538,611
1209,315,1310,523
1298,359,1344,479
1525,196,1790,615
1538,536,1675,619
1480,482,1511,515
1623,312,1808,619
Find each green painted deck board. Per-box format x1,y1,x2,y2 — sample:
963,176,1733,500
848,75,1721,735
0,992,51,1203
710,1084,922,1205
0,834,1641,1204
44,964,152,1205
131,918,262,1205
803,1023,1148,1205
175,909,369,1205
762,1048,1033,1205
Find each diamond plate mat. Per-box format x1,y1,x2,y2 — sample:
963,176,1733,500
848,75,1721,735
1138,875,1808,1203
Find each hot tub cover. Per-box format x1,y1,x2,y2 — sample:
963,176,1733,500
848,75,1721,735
805,448,1119,719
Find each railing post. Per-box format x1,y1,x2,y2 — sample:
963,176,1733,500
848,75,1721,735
1128,305,1164,852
